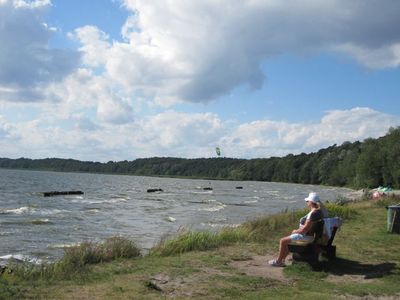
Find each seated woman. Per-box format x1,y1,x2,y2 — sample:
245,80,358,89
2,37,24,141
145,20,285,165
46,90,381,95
268,192,326,267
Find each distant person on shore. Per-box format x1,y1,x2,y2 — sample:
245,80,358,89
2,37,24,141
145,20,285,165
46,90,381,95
268,192,327,267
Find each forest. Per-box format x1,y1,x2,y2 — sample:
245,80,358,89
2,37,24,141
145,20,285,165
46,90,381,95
0,127,399,189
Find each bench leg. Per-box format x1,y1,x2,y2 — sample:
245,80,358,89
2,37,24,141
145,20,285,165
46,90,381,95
291,245,320,264
321,245,336,260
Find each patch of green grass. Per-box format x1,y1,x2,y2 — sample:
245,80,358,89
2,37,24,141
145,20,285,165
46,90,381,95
284,262,328,280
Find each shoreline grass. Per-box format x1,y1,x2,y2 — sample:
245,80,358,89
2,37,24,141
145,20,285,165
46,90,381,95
1,195,400,299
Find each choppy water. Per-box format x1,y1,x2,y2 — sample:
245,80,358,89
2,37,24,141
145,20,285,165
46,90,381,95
0,168,353,262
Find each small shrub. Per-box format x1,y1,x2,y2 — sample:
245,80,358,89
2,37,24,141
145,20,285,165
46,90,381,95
101,236,141,260
11,236,141,280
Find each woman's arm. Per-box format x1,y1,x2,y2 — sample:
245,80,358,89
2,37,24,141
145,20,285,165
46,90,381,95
292,219,313,234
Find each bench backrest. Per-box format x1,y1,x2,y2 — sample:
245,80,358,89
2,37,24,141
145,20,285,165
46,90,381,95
322,217,343,245
309,219,325,243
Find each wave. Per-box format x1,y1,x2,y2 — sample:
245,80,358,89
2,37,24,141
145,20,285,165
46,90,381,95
192,191,213,194
244,199,259,204
70,197,128,204
49,242,80,249
0,254,43,265
198,203,226,212
83,207,101,213
30,219,52,225
189,199,217,204
225,203,253,207
37,209,70,216
201,222,240,228
0,206,31,215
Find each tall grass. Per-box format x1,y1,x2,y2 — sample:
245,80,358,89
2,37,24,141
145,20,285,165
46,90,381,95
325,203,358,219
11,236,141,280
150,227,250,256
151,203,358,256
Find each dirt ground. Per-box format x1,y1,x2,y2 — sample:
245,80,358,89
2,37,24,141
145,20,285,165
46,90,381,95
229,254,291,283
145,253,399,299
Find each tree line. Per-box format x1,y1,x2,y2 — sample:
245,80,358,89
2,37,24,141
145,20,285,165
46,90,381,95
0,127,399,189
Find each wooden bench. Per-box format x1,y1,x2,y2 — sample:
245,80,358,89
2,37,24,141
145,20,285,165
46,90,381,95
288,217,342,264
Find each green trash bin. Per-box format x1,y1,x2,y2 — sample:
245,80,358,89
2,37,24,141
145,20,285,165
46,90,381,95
387,205,400,233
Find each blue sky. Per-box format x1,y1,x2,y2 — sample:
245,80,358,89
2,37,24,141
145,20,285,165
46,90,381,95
0,0,399,161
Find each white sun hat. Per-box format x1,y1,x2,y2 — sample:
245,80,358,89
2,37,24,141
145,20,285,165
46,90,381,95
304,192,320,203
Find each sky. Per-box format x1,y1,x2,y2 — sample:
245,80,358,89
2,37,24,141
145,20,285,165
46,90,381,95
0,0,399,162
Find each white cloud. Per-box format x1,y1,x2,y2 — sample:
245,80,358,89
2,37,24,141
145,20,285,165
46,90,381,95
62,0,400,107
139,110,223,149
72,26,110,68
221,108,400,158
0,0,79,102
305,108,400,148
0,108,399,161
97,97,134,124
41,68,135,125
335,43,400,69
1,0,400,106
13,0,51,9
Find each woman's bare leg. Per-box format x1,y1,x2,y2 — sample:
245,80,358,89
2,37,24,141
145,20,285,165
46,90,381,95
277,236,292,262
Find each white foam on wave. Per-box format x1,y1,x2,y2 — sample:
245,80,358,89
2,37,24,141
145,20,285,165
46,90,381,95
106,198,128,203
0,254,43,265
77,198,128,204
37,209,69,215
204,199,217,203
0,206,31,215
30,218,51,224
201,222,240,228
49,242,80,249
165,216,176,222
85,208,100,213
192,191,213,194
198,203,226,212
0,231,12,236
244,199,258,204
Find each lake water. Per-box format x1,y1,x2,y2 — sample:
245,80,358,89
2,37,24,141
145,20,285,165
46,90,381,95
0,168,353,262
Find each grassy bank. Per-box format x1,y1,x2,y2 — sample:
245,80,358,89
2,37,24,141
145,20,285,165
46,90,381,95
1,196,400,299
